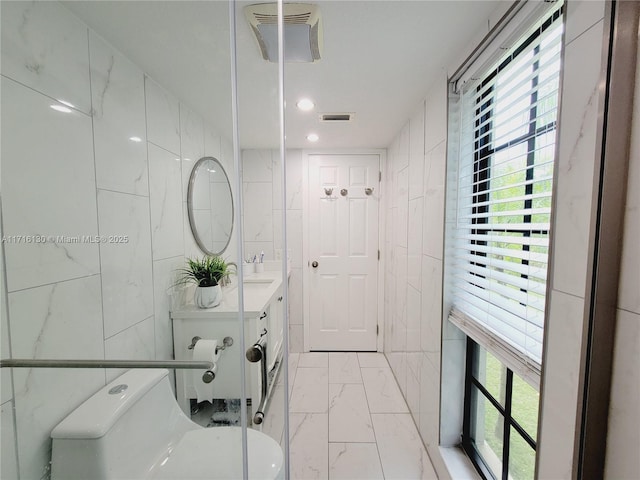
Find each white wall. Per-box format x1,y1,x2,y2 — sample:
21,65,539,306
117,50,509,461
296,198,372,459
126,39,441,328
0,2,236,478
241,149,304,352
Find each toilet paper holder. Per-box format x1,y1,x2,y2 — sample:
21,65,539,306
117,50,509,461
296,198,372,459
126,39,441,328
201,370,215,384
188,336,234,353
188,336,233,384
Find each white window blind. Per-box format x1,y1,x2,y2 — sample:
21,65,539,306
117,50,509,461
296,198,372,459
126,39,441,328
449,6,563,387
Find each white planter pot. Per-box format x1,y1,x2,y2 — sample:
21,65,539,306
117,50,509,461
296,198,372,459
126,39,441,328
194,285,222,308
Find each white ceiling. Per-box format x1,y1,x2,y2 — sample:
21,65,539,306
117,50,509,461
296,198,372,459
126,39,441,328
64,1,500,149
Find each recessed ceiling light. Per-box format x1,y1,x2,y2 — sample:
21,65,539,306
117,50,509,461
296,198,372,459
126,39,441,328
50,104,72,113
306,133,319,142
129,136,142,143
297,99,315,111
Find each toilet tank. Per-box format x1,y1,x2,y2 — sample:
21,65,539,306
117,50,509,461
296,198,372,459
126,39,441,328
51,369,196,480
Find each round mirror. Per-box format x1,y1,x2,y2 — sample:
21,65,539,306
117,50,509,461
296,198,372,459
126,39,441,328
187,157,234,255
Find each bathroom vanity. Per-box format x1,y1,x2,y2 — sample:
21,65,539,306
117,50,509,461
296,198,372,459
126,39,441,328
171,269,285,423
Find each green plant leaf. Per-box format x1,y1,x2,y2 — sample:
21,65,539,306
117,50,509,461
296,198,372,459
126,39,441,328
173,255,229,288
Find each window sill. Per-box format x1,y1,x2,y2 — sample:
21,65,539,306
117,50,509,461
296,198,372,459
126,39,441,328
439,446,483,480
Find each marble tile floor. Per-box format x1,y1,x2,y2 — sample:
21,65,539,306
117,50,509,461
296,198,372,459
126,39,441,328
286,352,438,480
189,352,438,479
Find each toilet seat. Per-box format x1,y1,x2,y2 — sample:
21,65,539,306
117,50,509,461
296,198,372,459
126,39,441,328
152,427,284,480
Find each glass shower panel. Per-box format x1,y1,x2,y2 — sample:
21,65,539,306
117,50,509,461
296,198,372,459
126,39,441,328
0,0,252,478
233,1,290,475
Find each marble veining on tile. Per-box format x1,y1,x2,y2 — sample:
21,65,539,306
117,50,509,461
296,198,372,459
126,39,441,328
1,403,19,479
1,1,92,114
422,141,446,260
149,144,184,260
289,413,329,479
407,198,424,290
406,285,422,353
179,104,205,196
357,352,389,368
2,77,100,293
420,255,443,352
145,76,180,155
152,255,184,361
8,275,104,361
13,368,106,480
289,367,329,413
243,181,274,242
8,276,106,480
104,316,155,382
361,367,410,413
409,104,426,201
329,383,375,442
288,352,437,479
98,190,154,338
298,352,329,368
372,413,438,479
329,352,362,383
89,31,148,197
329,443,384,480
286,150,304,210
551,21,604,298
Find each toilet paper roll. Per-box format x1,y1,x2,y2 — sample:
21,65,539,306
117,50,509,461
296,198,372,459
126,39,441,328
192,339,220,404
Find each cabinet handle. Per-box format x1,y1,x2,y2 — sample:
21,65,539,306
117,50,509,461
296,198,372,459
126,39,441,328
260,312,267,320
278,296,283,302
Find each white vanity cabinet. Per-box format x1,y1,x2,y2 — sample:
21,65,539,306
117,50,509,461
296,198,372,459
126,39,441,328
170,271,285,419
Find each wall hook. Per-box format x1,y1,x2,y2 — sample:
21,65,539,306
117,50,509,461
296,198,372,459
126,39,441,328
324,187,333,196
365,187,374,196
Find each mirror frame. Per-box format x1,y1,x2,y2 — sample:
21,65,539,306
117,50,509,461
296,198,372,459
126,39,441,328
187,156,234,256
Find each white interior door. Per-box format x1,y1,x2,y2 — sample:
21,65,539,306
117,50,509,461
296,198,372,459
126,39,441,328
308,154,379,351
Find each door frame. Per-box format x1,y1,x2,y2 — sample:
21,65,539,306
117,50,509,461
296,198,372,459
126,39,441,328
302,149,387,353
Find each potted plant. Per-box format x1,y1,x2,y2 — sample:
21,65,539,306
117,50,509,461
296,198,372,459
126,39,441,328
176,256,230,308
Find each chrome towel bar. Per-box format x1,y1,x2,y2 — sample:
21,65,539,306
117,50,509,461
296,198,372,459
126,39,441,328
0,359,214,370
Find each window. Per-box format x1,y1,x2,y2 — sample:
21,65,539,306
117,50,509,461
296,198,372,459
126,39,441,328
450,5,563,384
463,339,539,480
449,5,564,479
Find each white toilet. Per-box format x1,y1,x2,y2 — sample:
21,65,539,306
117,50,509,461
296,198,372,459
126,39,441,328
50,369,284,480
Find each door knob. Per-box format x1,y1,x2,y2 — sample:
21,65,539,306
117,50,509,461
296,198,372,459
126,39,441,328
311,261,319,268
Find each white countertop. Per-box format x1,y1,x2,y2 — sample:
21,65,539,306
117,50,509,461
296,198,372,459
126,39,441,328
171,270,285,319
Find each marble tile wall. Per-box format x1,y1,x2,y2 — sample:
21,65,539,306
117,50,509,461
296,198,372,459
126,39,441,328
537,2,608,477
0,2,237,478
383,74,452,475
241,149,304,352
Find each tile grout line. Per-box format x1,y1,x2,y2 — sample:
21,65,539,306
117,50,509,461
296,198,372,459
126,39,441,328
358,354,387,479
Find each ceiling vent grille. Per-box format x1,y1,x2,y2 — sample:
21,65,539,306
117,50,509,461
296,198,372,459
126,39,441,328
245,3,322,63
253,13,312,25
320,113,353,122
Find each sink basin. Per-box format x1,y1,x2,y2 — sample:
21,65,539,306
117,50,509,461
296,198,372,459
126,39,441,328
242,279,274,291
243,278,274,285
225,278,274,293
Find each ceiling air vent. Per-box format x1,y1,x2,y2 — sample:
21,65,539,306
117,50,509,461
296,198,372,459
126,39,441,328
244,3,323,63
320,113,353,123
